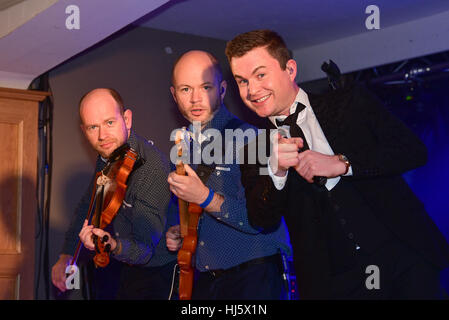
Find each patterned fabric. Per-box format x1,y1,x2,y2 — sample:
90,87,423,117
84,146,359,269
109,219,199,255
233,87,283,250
61,131,178,267
187,105,292,271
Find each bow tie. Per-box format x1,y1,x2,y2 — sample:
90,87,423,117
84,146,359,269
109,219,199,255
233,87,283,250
275,102,307,128
274,102,328,187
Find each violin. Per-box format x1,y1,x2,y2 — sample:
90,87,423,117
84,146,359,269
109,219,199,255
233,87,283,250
175,129,203,300
70,144,138,269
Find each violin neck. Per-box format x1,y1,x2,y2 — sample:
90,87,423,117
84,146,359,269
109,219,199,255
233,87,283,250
93,185,104,228
175,161,186,176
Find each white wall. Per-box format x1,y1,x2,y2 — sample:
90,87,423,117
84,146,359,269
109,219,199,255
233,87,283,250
294,10,449,82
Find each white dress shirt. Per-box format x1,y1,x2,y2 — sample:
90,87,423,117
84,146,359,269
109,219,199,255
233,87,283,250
267,88,352,191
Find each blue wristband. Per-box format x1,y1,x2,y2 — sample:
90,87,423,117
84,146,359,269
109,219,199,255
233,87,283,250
199,189,214,208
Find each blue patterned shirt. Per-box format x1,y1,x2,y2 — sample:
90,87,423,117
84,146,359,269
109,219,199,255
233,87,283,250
187,105,292,271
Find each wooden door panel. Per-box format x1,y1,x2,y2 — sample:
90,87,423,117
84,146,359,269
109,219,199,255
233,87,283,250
0,88,48,300
0,121,20,255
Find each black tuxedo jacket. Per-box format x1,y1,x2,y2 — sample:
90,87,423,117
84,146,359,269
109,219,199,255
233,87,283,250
240,84,449,299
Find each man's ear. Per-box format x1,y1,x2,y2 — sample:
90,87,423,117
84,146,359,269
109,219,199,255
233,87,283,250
123,109,132,131
219,80,227,102
170,86,178,104
285,59,297,81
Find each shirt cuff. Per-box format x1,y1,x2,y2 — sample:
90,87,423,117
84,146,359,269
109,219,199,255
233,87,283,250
343,165,353,176
267,157,288,190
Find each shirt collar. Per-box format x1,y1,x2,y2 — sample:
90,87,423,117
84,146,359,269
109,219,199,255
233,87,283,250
269,87,311,127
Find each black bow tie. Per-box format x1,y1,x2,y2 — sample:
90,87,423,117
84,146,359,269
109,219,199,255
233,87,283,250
275,102,327,187
275,102,307,128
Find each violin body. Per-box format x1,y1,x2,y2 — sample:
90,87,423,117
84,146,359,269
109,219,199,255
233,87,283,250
177,203,202,300
175,129,204,300
70,144,138,269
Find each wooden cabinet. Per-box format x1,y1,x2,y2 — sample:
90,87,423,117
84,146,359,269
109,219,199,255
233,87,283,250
0,87,48,299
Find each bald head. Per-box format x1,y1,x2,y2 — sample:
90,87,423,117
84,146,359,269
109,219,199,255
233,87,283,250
171,50,223,86
78,88,132,157
79,88,124,121
170,50,227,125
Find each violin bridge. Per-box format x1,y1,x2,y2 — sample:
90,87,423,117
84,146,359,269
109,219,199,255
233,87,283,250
97,171,112,186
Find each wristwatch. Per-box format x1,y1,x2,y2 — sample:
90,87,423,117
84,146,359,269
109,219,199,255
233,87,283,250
338,154,350,175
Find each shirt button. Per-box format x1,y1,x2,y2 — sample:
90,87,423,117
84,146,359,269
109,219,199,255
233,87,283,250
239,222,243,226
205,265,209,270
199,171,204,177
333,204,340,211
340,218,346,226
348,233,354,239
224,213,229,218
199,241,204,246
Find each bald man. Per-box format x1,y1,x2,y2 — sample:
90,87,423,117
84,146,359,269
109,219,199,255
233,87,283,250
166,51,292,299
51,88,177,300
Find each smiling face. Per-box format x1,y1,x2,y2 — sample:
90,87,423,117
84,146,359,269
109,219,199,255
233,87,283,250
230,46,298,118
79,89,132,158
170,51,226,126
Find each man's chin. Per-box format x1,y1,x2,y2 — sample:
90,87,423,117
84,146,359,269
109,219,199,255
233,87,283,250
98,151,111,158
188,115,212,125
96,146,115,159
254,108,272,118
245,103,270,118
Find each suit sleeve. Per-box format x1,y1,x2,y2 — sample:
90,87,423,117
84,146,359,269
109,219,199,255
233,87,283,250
239,134,288,231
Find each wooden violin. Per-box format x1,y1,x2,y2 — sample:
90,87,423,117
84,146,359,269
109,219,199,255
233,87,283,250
174,129,203,300
70,143,138,269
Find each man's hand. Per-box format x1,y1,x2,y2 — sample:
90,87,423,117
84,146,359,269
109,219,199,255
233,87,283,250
166,225,182,251
295,151,347,183
270,133,304,176
167,164,209,204
78,219,117,252
51,254,73,292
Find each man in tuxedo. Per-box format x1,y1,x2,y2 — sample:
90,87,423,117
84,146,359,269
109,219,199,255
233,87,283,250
225,29,449,299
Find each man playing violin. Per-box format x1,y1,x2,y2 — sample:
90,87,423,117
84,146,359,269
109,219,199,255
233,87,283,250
166,50,292,299
51,88,177,299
